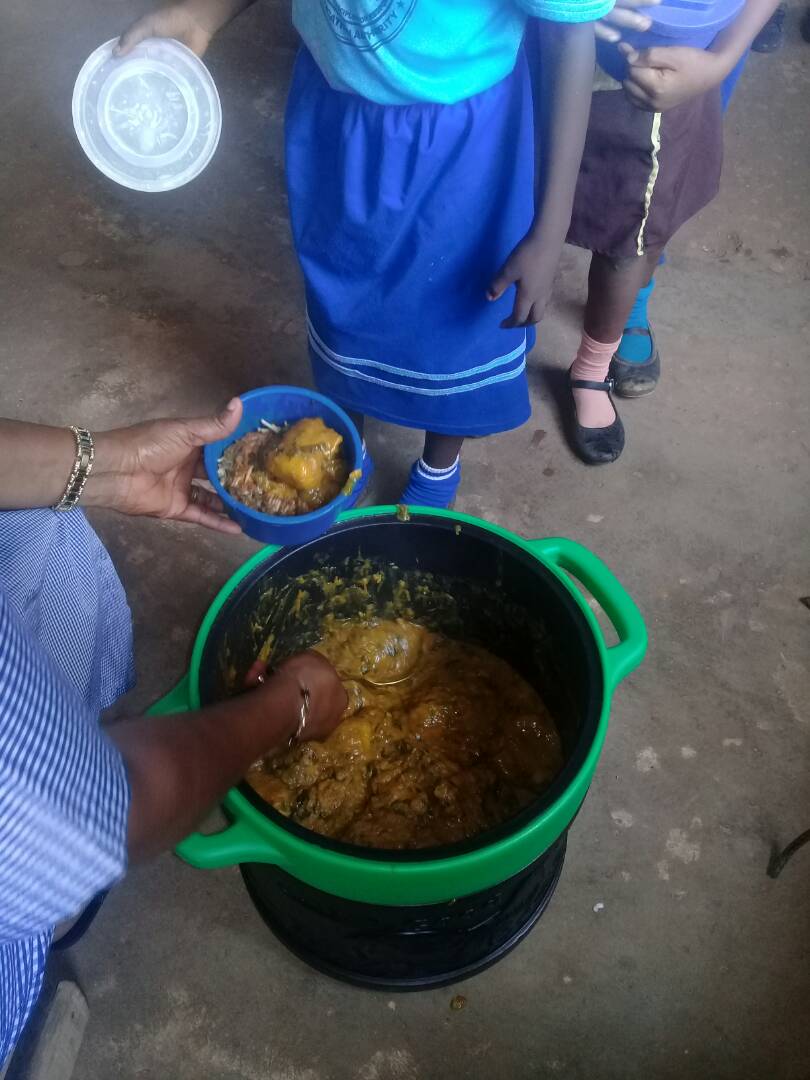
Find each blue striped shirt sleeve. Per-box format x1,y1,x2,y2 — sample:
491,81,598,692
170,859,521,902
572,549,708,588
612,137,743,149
518,0,615,22
0,591,130,943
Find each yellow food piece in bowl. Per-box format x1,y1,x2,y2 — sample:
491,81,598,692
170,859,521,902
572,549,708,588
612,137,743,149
268,449,326,492
220,416,351,515
280,416,343,456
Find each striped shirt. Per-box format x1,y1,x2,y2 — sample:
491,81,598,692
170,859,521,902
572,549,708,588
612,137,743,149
0,509,133,1065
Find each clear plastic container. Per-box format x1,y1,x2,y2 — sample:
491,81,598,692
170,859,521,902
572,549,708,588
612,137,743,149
72,37,222,192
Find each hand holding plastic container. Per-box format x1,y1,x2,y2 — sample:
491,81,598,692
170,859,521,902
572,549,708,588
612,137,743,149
72,37,221,191
596,0,746,80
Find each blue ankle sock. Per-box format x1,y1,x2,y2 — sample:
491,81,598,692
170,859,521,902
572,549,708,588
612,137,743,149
617,277,655,363
401,457,461,509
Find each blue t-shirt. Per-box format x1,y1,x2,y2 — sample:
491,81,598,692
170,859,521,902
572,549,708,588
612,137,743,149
293,0,615,105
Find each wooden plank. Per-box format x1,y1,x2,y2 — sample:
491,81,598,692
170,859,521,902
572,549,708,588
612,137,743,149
21,982,89,1080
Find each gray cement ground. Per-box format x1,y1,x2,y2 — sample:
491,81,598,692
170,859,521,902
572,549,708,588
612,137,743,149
2,2,809,1077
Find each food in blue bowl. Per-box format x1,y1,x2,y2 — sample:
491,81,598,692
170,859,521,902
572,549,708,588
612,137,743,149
204,386,364,545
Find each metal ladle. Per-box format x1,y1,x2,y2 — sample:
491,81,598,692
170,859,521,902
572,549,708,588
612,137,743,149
344,672,414,689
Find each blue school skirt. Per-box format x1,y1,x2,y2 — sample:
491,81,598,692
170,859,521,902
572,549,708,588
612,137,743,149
285,49,536,437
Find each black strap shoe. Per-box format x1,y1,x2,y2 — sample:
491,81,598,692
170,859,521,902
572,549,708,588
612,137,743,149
568,372,625,465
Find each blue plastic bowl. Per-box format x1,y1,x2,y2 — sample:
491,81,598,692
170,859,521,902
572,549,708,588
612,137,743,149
596,0,745,81
204,386,364,546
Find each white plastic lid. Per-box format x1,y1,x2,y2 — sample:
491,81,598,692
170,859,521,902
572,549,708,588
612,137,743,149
72,37,222,192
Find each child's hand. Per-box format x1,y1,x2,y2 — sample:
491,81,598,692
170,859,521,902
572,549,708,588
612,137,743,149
117,2,219,58
620,44,726,111
487,233,559,329
595,0,659,44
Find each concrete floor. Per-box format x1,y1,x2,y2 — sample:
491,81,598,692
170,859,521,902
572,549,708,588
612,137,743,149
2,1,810,1077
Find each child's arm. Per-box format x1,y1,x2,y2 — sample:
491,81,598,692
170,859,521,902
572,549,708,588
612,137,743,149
620,0,782,111
488,21,596,328
117,0,257,57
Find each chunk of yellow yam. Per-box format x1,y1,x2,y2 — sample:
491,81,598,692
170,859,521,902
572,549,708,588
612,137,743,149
280,417,343,456
268,450,324,492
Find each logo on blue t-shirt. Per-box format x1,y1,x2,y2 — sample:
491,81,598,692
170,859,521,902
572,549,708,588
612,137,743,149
321,0,418,50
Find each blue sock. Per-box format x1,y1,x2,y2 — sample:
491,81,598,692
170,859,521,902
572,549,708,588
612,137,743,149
401,457,461,509
617,277,655,363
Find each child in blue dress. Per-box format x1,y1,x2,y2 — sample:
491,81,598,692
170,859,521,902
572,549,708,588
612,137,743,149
119,0,613,507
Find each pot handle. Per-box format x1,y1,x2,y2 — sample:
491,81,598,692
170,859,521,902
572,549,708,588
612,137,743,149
529,537,647,694
147,673,193,716
176,818,287,869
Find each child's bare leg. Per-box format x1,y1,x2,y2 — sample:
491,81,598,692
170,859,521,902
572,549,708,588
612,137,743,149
573,250,662,428
583,252,658,344
400,432,464,507
423,433,464,470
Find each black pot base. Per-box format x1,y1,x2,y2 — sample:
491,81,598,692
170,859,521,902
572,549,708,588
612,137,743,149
240,834,567,992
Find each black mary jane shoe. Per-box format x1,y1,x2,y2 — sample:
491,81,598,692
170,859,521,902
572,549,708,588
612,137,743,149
609,327,661,398
569,373,625,465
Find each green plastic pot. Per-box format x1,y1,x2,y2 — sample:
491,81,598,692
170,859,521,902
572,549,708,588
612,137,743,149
152,506,646,906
